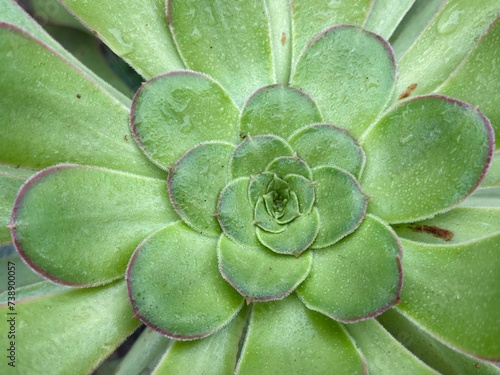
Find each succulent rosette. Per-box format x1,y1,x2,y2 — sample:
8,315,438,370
1,0,500,374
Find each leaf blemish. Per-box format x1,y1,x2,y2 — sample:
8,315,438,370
398,83,417,100
410,224,453,241
281,32,286,46
76,94,81,99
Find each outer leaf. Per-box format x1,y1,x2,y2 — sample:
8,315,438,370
482,151,500,188
154,306,249,375
291,25,396,138
126,222,244,340
0,248,43,289
461,188,500,208
344,318,438,375
297,215,402,322
396,0,500,98
239,84,322,139
361,95,493,223
217,234,312,302
236,293,366,375
168,0,274,107
265,0,292,84
364,0,416,40
30,0,87,30
0,280,140,375
436,16,500,147
397,235,500,360
131,71,239,170
379,309,500,375
11,165,178,286
0,24,162,178
60,0,185,78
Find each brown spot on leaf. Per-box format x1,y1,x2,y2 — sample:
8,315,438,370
475,363,481,369
124,134,128,141
281,32,286,46
76,94,81,99
410,225,454,241
398,83,417,100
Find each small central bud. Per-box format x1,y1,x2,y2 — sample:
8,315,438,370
264,175,292,218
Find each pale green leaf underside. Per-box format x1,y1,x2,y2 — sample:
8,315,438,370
364,0,416,40
169,142,234,237
132,71,239,170
291,25,396,138
218,235,312,302
0,251,43,288
265,0,292,84
30,0,87,31
0,280,140,375
12,165,177,286
482,151,500,187
398,235,500,360
0,25,162,179
345,318,438,375
396,0,500,98
297,214,402,322
393,207,500,244
239,84,322,140
154,306,249,375
60,0,185,78
236,294,365,375
127,222,243,340
361,96,492,223
461,188,500,208
436,16,500,147
168,0,273,107
379,309,500,375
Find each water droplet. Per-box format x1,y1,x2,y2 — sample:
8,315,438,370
437,9,462,35
108,28,134,55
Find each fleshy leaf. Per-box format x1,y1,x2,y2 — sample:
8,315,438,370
154,306,249,375
231,135,293,178
482,151,500,187
344,318,438,375
291,25,396,137
0,247,43,288
239,85,322,139
217,235,312,302
11,165,177,286
256,208,319,256
312,166,367,249
236,293,365,374
168,0,273,107
248,172,274,206
284,174,315,215
266,155,312,179
361,95,493,223
397,235,500,360
396,0,500,98
436,16,500,147
127,222,244,340
265,0,292,84
131,71,239,170
289,124,365,177
290,0,372,62
364,0,416,40
254,197,286,233
297,214,402,322
217,177,260,246
379,309,500,375
60,0,185,77
393,207,500,244
169,142,234,237
0,280,140,374
0,24,162,178
461,187,500,208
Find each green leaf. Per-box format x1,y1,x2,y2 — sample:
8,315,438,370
461,187,500,208
436,17,500,148
284,174,315,215
288,124,365,177
482,151,500,187
217,177,260,247
60,0,185,78
0,24,162,179
393,207,500,244
254,197,286,233
154,306,249,375
290,0,372,62
0,280,140,375
398,235,500,360
0,165,33,244
297,215,402,322
379,309,500,375
0,249,43,289
361,95,493,223
266,155,312,180
344,318,438,375
291,25,396,138
131,71,239,170
218,234,312,302
231,135,293,178
256,208,319,256
127,222,243,340
395,0,500,98
168,0,273,107
236,294,365,375
11,165,177,286
364,0,416,40
312,166,367,249
30,0,87,30
169,142,234,237
239,85,322,139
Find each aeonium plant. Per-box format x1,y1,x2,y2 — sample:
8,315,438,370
1,0,500,374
